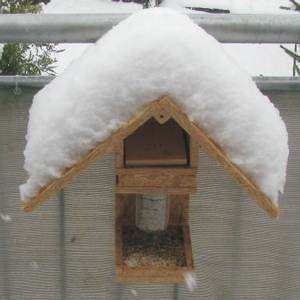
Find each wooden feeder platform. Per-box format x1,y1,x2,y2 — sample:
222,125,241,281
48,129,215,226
115,194,194,283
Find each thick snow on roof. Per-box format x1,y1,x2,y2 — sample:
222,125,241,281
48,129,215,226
44,0,293,76
20,8,288,204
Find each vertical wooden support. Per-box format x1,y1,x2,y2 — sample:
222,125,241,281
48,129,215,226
189,138,199,168
115,140,124,169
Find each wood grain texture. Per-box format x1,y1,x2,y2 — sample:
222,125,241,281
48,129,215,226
124,118,188,167
116,267,192,283
115,194,194,283
168,194,189,225
23,139,114,212
23,101,156,212
151,101,171,125
159,96,279,219
115,226,194,282
117,167,197,194
116,168,197,176
24,95,279,218
183,225,194,268
189,138,199,168
116,194,136,225
118,174,196,189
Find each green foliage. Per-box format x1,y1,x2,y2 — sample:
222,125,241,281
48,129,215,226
0,0,60,76
0,0,42,13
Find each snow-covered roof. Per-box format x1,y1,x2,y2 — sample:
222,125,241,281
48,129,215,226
20,8,288,214
43,0,294,76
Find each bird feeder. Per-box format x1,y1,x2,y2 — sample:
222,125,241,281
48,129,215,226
115,114,198,282
23,96,280,284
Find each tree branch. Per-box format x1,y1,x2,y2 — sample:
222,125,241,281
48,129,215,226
185,6,230,14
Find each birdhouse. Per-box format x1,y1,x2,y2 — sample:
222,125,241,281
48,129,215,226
114,109,199,282
20,7,288,288
22,96,280,284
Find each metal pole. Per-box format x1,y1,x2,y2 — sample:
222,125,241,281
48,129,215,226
1,76,300,92
0,14,299,44
293,44,298,76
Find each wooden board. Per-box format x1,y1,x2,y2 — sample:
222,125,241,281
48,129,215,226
117,267,192,283
115,194,194,283
124,118,188,167
115,194,136,225
115,224,194,283
116,168,197,194
168,194,189,225
23,96,279,219
159,97,280,219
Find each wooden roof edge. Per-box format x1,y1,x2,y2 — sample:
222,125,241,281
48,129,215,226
23,96,280,218
159,96,279,219
23,99,158,212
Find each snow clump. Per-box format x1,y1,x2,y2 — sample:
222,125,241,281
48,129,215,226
20,8,288,204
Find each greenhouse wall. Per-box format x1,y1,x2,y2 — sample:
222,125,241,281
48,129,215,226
0,86,300,299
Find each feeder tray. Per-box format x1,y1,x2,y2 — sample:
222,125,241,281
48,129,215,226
115,194,194,283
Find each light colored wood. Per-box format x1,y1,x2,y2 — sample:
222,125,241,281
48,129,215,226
168,195,189,225
116,168,197,176
23,138,114,212
115,223,194,283
159,96,279,219
116,167,197,194
115,194,194,283
124,118,188,167
183,225,193,268
117,173,197,192
115,194,136,225
151,101,171,124
117,267,192,283
115,140,124,169
189,138,199,168
23,101,157,212
116,186,196,194
24,95,280,218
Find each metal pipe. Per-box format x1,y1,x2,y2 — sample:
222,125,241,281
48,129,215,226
1,76,300,92
0,14,299,44
0,76,54,89
253,76,300,92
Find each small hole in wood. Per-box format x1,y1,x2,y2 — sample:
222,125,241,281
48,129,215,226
160,115,164,119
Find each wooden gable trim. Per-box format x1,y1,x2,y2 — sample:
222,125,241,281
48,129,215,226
159,97,279,219
23,96,279,219
23,100,158,212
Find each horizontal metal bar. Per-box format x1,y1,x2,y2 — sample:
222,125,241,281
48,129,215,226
0,14,299,44
253,76,300,92
0,76,299,92
0,76,54,89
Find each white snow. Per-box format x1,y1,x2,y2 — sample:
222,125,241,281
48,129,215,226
0,213,12,223
45,0,140,14
184,272,197,291
44,0,295,76
130,289,138,296
20,8,288,205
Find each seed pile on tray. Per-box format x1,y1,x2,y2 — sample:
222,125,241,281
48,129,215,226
123,225,186,268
